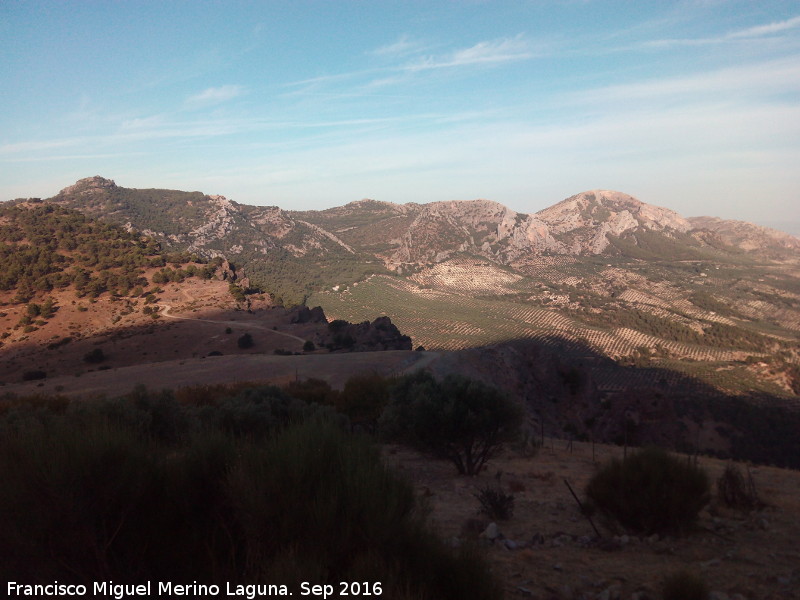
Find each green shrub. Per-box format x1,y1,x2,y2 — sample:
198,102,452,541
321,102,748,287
237,332,254,349
381,372,522,475
229,419,503,598
337,373,390,430
0,398,502,599
585,447,710,535
83,347,106,363
662,570,709,600
284,378,339,406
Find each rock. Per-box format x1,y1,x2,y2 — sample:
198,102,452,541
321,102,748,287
504,539,518,550
553,563,562,572
647,533,659,544
710,592,730,600
555,533,572,545
289,305,327,324
758,517,769,530
482,522,500,541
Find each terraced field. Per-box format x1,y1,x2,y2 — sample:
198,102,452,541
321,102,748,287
309,254,800,398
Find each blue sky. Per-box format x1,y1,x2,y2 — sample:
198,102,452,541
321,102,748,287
1,1,799,226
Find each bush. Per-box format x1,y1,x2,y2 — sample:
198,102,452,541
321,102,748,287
21,370,46,381
475,485,514,520
237,333,254,349
585,447,710,535
0,398,502,599
717,463,761,512
381,372,522,475
284,378,339,406
662,570,709,600
83,347,106,364
337,373,390,430
303,340,315,352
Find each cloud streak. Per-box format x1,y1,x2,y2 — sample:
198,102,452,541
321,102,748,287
372,34,427,57
646,14,800,47
403,34,533,71
184,85,245,108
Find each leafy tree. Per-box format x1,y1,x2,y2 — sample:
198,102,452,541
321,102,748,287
381,372,522,475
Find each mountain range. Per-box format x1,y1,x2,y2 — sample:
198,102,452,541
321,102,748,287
4,175,800,466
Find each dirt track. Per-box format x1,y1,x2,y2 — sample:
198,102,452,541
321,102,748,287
2,350,439,398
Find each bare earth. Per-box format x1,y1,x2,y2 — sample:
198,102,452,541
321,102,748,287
386,441,800,600
1,276,435,394
3,350,435,398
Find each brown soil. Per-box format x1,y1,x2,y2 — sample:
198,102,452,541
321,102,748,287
386,441,800,600
0,276,438,395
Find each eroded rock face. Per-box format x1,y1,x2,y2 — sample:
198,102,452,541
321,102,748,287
390,199,564,265
536,190,692,254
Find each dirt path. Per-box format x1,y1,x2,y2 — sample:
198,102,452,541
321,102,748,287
3,351,440,398
157,303,307,343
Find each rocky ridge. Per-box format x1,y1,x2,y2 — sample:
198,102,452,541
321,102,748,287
47,178,799,274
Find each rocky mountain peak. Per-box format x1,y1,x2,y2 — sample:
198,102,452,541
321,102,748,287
59,176,117,196
536,190,692,254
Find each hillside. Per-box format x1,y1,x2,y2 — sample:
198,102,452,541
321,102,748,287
0,202,410,391
5,177,800,465
32,178,800,392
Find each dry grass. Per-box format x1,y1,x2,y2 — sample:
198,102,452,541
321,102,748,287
384,439,800,600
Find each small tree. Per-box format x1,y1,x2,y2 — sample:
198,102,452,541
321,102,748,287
381,373,522,475
237,333,254,349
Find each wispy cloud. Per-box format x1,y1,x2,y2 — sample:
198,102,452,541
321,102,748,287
184,85,245,108
372,34,426,57
120,115,167,130
404,34,533,71
647,14,800,47
566,57,800,105
285,35,536,94
727,15,800,39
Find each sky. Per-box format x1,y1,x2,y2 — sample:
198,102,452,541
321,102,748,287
1,1,799,227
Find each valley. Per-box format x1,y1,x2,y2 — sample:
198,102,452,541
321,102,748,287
3,178,800,468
